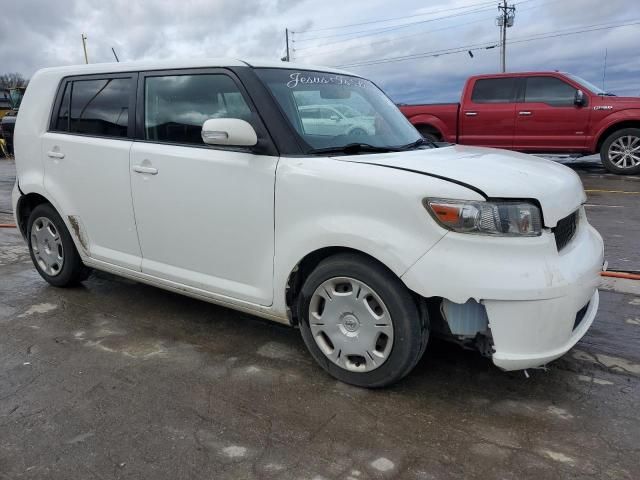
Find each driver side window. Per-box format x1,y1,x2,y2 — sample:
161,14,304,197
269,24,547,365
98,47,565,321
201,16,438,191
524,77,578,107
144,74,252,145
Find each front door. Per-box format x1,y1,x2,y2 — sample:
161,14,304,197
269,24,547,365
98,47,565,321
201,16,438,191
459,77,517,148
129,70,277,306
514,76,591,151
43,74,142,270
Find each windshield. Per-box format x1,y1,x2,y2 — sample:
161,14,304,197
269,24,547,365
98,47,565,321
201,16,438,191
565,73,607,95
255,68,421,153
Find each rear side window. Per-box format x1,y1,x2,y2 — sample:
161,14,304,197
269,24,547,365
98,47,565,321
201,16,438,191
144,74,252,145
54,83,71,131
471,78,516,103
52,77,132,138
524,77,577,106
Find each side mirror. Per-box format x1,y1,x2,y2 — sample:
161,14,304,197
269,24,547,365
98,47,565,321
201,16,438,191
201,118,257,147
574,89,586,106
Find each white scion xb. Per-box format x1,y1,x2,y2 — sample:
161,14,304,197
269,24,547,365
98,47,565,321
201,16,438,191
12,59,604,387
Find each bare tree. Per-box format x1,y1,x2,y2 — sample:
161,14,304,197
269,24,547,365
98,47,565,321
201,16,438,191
0,73,28,89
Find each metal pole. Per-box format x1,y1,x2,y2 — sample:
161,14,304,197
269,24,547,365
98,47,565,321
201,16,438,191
111,47,120,62
602,48,608,92
501,1,507,73
285,28,290,62
81,33,89,64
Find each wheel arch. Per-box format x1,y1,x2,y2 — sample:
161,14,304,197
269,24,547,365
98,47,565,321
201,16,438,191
285,246,400,325
595,120,640,153
414,123,443,140
407,114,449,141
15,191,51,238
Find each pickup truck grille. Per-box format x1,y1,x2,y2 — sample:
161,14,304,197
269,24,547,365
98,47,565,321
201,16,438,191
553,210,579,252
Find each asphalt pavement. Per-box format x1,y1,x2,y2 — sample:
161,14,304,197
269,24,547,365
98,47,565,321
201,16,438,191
0,156,639,480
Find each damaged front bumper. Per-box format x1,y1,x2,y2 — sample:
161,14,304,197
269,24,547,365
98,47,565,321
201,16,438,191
401,207,604,371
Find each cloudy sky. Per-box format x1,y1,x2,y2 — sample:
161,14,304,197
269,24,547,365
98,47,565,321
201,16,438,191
1,0,638,103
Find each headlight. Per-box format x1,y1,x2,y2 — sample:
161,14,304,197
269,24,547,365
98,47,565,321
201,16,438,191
424,198,542,236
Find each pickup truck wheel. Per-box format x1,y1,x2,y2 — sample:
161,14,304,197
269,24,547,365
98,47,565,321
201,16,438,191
417,127,440,143
27,204,92,287
600,128,640,174
297,253,427,388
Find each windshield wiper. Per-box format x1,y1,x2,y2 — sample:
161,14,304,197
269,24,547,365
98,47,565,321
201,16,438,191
398,138,435,150
307,143,401,155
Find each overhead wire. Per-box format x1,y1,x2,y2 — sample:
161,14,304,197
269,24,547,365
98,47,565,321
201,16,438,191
292,0,497,34
334,20,640,68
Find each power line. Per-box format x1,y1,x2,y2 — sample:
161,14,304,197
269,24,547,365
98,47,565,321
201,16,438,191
292,4,496,43
292,0,496,34
335,20,640,68
296,14,496,56
296,0,550,58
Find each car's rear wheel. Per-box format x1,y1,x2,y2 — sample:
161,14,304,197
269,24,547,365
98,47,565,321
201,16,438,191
600,128,640,175
298,253,428,388
27,203,91,287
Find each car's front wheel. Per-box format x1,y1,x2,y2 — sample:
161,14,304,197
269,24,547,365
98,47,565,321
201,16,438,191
600,128,640,175
27,203,91,287
298,253,428,388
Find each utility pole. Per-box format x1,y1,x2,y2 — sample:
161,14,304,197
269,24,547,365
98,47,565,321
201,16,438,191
497,1,515,72
81,33,89,64
111,47,120,62
283,28,291,62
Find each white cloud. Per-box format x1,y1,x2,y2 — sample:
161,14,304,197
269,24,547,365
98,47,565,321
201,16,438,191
1,0,638,101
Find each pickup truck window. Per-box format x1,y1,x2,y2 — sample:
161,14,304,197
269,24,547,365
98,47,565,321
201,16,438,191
524,77,577,106
470,78,516,103
144,74,252,145
255,68,420,152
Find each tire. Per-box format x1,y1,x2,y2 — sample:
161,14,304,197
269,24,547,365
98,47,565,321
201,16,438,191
417,126,440,143
27,203,91,287
599,128,640,175
350,128,367,137
297,253,428,388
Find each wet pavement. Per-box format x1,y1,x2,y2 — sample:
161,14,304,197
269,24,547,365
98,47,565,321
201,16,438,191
1,156,639,479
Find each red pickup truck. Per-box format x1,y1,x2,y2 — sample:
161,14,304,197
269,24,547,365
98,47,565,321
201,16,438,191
400,72,640,174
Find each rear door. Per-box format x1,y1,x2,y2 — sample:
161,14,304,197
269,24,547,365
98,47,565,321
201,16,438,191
42,74,142,270
459,77,517,148
514,76,590,151
129,69,277,305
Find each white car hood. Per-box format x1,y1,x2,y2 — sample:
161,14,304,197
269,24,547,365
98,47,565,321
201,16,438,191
336,145,586,227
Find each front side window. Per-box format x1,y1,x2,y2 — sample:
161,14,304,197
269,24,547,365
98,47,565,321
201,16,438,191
255,68,421,152
144,74,252,145
524,77,577,106
471,78,517,104
68,78,131,137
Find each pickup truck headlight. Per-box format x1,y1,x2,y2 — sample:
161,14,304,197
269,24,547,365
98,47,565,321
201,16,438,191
424,198,542,236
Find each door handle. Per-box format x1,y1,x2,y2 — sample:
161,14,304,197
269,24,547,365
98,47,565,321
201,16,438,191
132,165,158,175
519,111,532,116
464,112,478,116
47,151,65,159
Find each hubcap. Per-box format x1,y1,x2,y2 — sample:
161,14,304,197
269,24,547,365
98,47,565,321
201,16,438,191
30,217,64,276
309,277,393,373
608,135,640,169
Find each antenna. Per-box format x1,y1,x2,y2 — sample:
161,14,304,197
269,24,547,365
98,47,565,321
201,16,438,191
602,48,608,92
